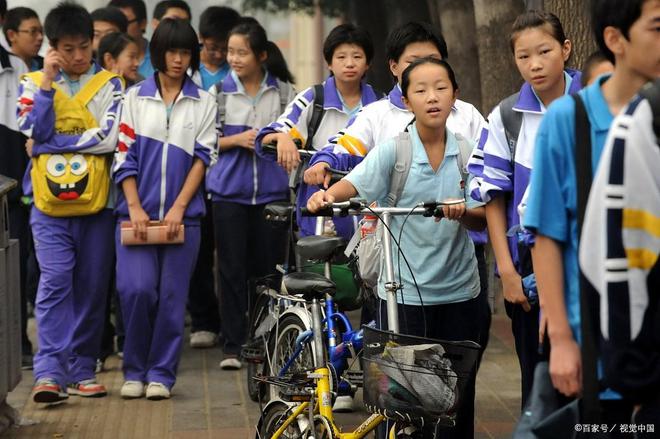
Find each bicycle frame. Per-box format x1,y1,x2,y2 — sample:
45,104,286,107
271,366,385,439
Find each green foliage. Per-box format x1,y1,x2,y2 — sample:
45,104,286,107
242,0,348,17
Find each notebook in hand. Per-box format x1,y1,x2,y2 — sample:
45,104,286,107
120,221,185,245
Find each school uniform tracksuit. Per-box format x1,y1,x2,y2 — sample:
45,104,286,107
16,63,123,389
207,71,296,356
255,75,381,239
469,69,582,408
113,74,217,388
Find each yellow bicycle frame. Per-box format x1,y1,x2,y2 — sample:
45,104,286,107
271,366,385,439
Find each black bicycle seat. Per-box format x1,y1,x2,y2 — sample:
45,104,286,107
282,271,336,301
264,201,294,223
296,235,346,262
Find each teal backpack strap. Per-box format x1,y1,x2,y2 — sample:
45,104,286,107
385,131,413,207
500,92,523,164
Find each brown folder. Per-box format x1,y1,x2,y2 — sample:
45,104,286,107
120,221,185,245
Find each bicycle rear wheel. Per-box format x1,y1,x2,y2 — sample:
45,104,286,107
259,401,303,439
246,289,272,402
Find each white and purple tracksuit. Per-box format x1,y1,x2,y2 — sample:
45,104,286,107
113,74,217,388
16,63,123,389
206,70,296,356
254,75,382,239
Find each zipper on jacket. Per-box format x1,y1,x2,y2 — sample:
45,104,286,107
251,104,258,205
159,112,170,220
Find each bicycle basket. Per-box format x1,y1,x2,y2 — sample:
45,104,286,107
362,325,480,427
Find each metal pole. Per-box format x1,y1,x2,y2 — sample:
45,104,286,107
380,212,399,333
310,300,325,368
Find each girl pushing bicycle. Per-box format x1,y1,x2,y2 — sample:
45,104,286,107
307,57,486,438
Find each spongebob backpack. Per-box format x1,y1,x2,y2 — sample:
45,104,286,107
26,69,118,217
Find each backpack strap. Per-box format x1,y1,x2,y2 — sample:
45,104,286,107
385,131,413,207
278,79,291,114
215,82,227,128
454,132,473,192
573,93,601,424
500,92,523,164
75,70,119,106
305,83,325,150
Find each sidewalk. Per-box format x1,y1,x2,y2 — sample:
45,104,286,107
5,313,521,438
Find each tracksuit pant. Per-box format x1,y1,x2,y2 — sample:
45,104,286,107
31,207,114,389
115,224,200,389
212,201,288,356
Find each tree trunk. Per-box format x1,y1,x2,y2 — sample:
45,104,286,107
542,0,596,69
473,0,526,115
427,0,482,111
347,0,431,93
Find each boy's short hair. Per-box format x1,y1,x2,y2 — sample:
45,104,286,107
91,7,128,34
385,22,448,63
153,0,191,21
322,23,374,65
3,7,40,43
591,0,648,64
581,50,611,86
198,6,240,41
44,1,93,47
150,17,199,72
0,0,6,20
108,0,147,23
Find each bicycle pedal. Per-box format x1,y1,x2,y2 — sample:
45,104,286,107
240,345,264,363
279,387,312,402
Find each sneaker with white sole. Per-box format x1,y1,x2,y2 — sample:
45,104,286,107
33,378,68,403
190,331,218,349
146,382,170,400
68,379,108,397
121,381,145,399
219,357,242,370
332,394,355,413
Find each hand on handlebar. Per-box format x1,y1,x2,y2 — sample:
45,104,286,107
304,162,332,188
306,189,335,213
275,134,302,173
436,198,466,222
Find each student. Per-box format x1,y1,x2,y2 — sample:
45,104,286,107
113,18,217,400
108,0,150,78
206,21,296,371
193,6,240,91
303,21,492,390
151,0,191,30
16,0,123,403
185,6,241,351
468,10,581,409
97,32,140,85
90,7,127,52
256,23,381,239
580,78,660,429
308,57,485,439
524,0,660,424
0,21,31,369
3,7,43,71
581,50,614,87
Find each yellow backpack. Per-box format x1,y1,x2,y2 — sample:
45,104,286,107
27,70,119,217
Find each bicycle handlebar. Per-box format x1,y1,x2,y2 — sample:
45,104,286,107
300,198,466,218
262,143,348,185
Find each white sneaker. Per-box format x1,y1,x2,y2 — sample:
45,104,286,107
120,381,144,399
146,382,171,400
332,395,355,413
190,331,218,349
219,357,242,370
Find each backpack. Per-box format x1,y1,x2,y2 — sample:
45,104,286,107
26,70,118,217
352,127,474,290
499,92,523,164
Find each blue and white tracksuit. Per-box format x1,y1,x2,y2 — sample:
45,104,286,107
206,70,297,356
255,75,382,238
113,74,217,388
16,62,123,389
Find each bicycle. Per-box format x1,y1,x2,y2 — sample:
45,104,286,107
255,199,481,439
243,144,357,403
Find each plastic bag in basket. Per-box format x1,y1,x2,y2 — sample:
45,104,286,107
380,343,458,413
